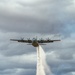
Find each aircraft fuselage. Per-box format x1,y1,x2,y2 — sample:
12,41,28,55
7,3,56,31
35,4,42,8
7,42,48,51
32,40,39,47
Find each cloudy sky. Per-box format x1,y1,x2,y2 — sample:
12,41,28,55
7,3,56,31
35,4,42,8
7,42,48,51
0,0,75,75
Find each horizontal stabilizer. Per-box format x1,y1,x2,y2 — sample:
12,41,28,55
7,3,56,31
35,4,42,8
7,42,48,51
39,44,46,45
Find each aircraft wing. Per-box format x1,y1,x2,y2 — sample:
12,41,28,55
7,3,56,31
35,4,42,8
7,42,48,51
10,39,32,43
38,40,60,43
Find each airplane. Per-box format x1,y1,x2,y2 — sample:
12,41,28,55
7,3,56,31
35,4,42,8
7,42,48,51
10,37,60,47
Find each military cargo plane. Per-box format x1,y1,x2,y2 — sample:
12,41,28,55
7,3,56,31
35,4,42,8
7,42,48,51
10,37,60,47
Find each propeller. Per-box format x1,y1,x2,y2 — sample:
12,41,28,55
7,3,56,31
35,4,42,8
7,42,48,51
27,38,30,40
20,37,24,40
40,38,43,41
46,37,50,41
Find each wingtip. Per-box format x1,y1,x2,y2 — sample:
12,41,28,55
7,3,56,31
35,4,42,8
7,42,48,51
10,39,16,41
53,40,61,41
10,39,13,40
10,39,12,41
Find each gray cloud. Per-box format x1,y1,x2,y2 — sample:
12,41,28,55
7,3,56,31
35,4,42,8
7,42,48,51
0,0,75,75
0,0,75,34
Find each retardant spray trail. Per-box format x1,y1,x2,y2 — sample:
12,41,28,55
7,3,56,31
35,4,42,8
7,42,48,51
36,45,52,75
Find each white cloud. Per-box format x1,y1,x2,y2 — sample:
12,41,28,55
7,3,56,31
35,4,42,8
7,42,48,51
72,72,75,75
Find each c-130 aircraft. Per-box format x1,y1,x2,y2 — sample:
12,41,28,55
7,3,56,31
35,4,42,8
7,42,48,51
10,37,60,47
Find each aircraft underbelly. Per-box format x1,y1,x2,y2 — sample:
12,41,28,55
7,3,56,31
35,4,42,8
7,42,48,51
32,42,39,47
